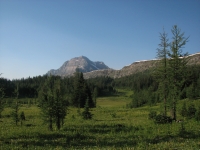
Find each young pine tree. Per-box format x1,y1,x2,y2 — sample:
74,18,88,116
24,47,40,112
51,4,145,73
11,85,20,125
82,97,93,120
39,76,67,130
20,111,25,126
12,100,20,126
52,79,66,130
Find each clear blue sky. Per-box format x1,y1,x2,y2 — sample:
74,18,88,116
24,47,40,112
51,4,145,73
0,0,200,80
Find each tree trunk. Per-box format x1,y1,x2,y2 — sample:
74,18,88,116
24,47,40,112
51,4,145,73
164,97,167,116
171,101,176,120
56,117,61,130
49,117,53,131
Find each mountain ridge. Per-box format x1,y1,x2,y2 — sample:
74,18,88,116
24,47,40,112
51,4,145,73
83,52,200,79
47,52,200,79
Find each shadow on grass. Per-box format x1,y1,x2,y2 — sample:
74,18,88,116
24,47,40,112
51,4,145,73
1,124,139,148
2,124,199,149
146,129,200,144
3,131,137,149
63,123,143,134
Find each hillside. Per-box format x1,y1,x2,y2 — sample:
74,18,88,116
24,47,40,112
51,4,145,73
84,52,200,79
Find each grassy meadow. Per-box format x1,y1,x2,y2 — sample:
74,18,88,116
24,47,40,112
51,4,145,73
0,89,200,149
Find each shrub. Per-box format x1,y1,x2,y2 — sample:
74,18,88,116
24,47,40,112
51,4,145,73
180,101,188,117
187,103,196,119
154,114,173,124
148,111,157,120
82,109,93,120
195,106,200,121
110,112,117,118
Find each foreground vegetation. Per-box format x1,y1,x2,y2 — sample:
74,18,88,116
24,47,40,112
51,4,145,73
0,89,200,149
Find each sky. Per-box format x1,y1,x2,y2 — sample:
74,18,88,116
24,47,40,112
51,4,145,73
0,0,200,80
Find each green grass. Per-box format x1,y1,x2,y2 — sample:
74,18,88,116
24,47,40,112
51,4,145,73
97,89,132,107
0,89,200,149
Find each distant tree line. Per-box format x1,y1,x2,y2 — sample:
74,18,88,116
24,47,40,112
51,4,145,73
1,60,200,112
0,72,116,109
114,64,200,104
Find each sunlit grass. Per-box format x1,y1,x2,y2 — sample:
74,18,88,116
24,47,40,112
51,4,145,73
0,89,200,149
97,89,132,107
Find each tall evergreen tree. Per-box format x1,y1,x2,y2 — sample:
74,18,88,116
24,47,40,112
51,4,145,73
71,71,82,107
71,71,94,108
52,79,66,130
155,29,170,116
39,76,54,130
168,25,189,120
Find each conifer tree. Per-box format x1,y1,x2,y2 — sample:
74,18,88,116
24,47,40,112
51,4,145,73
71,71,82,107
12,85,20,125
71,70,94,108
53,79,66,130
39,76,67,130
168,25,189,120
82,97,93,119
155,29,170,116
20,111,25,126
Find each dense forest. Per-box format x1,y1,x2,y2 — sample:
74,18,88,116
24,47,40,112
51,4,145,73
114,65,200,107
1,63,200,106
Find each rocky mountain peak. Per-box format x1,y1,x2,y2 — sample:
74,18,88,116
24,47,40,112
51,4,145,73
47,56,110,76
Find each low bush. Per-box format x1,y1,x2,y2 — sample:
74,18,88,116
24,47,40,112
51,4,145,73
187,103,196,119
154,114,173,124
148,111,157,120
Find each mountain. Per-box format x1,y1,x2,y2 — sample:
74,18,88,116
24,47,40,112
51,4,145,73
83,52,200,79
47,52,200,79
47,56,110,76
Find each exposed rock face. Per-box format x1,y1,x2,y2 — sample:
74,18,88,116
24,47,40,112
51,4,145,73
83,59,159,79
83,52,200,79
47,56,110,76
186,52,200,65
